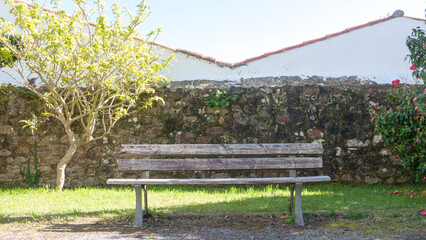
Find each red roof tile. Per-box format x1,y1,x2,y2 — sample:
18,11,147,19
345,24,368,32
201,56,216,62
326,30,349,38
282,43,306,51
235,55,265,66
214,60,234,67
263,49,284,56
146,41,176,51
404,16,426,21
303,36,328,45
176,49,204,57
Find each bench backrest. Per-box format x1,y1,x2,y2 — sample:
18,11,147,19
118,143,324,171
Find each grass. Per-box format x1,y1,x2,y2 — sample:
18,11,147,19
0,183,425,226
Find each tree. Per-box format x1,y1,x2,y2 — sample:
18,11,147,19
0,0,172,190
370,27,425,183
0,34,20,68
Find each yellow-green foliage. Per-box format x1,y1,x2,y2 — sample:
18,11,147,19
0,0,172,189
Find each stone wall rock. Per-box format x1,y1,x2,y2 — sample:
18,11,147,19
0,78,410,187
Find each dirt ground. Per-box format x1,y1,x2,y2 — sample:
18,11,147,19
0,213,424,240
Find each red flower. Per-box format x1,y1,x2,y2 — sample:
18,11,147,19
372,117,376,120
421,210,426,216
392,79,400,87
396,154,400,158
376,107,380,110
424,89,426,94
416,139,419,143
410,64,416,70
413,97,418,103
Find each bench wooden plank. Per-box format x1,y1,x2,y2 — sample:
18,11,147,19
121,143,323,156
107,176,331,185
109,143,329,228
117,157,323,171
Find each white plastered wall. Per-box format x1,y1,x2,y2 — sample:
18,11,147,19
163,17,424,84
233,17,423,84
0,1,424,85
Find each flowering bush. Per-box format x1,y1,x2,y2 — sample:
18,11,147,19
370,27,426,183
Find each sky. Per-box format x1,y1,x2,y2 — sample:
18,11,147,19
42,0,426,63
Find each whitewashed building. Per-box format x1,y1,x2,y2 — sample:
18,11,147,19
162,11,425,84
1,1,425,84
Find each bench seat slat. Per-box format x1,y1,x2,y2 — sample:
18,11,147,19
118,157,323,171
107,176,331,185
121,143,323,156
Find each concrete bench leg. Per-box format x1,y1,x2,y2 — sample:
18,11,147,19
293,183,304,226
134,185,143,227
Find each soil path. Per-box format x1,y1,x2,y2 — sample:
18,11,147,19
0,214,424,240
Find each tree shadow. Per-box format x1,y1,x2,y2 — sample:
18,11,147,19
2,185,421,239
1,184,348,236
2,209,132,225
31,193,335,234
37,205,299,237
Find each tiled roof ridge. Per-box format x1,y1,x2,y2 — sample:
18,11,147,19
11,1,426,68
176,14,426,67
232,15,426,66
234,16,401,66
403,15,426,21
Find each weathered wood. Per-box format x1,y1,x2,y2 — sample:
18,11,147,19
107,143,331,227
109,142,330,228
107,176,331,185
134,185,143,227
294,183,304,226
118,157,323,171
121,143,323,156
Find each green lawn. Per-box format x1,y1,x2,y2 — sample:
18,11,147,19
0,183,425,226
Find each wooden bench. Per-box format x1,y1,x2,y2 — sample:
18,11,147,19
107,143,330,227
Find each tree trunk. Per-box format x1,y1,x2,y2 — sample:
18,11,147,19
56,132,78,191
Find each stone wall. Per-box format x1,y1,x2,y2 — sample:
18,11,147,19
0,77,410,187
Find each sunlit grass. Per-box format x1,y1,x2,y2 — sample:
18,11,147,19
0,183,424,224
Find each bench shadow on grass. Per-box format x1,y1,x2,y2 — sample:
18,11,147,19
24,191,347,234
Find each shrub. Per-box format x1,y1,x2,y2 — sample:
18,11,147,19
370,27,426,183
